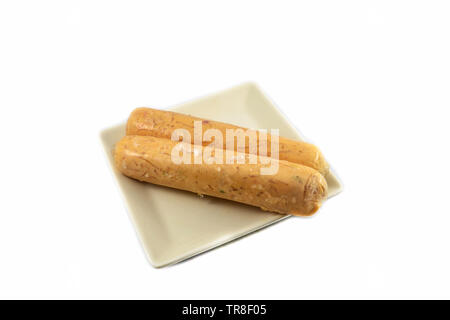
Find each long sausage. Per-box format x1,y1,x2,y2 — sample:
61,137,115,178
114,135,328,216
126,107,329,176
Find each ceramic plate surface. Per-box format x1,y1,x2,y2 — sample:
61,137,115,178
100,83,342,267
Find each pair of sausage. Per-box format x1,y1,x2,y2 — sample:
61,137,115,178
114,107,329,216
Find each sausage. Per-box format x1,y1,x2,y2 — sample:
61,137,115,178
114,135,328,216
126,107,329,176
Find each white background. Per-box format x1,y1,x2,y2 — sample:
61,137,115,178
0,1,449,299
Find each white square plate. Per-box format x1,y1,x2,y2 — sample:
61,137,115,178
100,83,342,267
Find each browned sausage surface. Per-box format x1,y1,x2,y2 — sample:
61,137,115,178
126,107,329,176
115,135,328,216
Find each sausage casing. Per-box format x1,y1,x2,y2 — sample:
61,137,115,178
126,107,329,176
114,135,328,216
